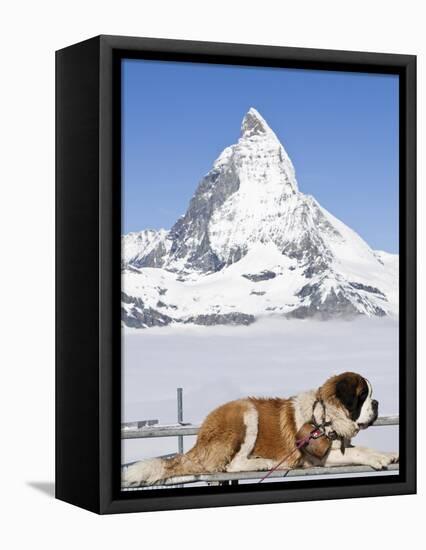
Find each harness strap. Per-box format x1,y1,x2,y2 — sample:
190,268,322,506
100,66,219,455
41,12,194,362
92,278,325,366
311,397,329,428
258,391,347,483
311,395,344,451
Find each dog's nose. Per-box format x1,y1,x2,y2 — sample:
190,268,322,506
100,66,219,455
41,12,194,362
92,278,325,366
372,399,378,413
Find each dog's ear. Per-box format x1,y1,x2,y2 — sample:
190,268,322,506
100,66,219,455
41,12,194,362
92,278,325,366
335,375,359,419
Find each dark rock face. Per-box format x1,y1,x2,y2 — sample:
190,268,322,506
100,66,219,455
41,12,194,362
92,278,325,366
121,292,173,328
156,300,178,310
282,232,332,279
296,282,321,300
121,291,144,308
122,161,241,273
132,239,170,269
224,246,247,267
121,291,134,304
288,280,387,320
122,306,173,328
242,271,277,282
241,108,270,137
123,265,142,274
280,200,340,279
121,292,255,328
287,292,362,320
350,282,386,298
184,312,255,326
289,283,361,319
167,165,241,272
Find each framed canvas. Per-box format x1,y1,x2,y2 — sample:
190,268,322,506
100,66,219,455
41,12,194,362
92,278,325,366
56,35,416,514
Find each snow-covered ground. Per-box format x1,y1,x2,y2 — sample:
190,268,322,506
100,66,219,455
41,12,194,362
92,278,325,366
123,242,398,320
122,317,399,467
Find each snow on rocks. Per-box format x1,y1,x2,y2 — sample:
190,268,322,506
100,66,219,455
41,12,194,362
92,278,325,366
122,108,398,327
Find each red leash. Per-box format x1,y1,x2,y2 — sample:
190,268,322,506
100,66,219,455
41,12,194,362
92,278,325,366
258,428,322,483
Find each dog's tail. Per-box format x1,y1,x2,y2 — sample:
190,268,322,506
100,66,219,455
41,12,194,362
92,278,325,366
122,447,210,486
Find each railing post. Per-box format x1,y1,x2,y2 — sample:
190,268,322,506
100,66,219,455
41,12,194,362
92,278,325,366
177,387,183,454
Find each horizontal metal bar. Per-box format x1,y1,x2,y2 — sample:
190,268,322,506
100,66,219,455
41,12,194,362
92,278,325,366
123,423,201,439
121,415,399,439
121,419,158,431
121,463,399,489
371,415,399,426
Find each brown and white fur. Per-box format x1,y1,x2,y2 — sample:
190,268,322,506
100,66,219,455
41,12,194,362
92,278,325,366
123,372,398,486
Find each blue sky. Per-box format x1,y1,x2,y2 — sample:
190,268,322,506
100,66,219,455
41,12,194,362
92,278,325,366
122,59,399,253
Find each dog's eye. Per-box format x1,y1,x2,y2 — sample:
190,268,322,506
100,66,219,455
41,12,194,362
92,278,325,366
360,389,368,400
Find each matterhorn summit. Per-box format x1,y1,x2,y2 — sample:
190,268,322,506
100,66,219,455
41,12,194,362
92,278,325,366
122,108,398,328
241,107,271,136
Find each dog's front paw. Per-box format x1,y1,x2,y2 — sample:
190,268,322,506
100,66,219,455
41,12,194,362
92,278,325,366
365,451,397,470
122,461,150,486
122,463,141,487
384,452,399,464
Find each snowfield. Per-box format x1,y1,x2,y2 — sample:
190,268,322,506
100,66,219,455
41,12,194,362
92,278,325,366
122,241,398,322
122,318,399,466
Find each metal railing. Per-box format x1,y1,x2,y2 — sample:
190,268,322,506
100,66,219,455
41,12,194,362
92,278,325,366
121,414,399,489
121,414,399,440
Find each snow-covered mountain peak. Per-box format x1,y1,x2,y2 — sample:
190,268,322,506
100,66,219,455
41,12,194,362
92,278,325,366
121,110,398,326
241,107,273,138
237,108,298,193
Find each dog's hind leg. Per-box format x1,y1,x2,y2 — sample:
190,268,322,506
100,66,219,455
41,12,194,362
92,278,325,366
225,403,275,473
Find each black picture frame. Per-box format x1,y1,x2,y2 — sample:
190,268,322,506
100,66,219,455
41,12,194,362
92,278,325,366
56,34,416,514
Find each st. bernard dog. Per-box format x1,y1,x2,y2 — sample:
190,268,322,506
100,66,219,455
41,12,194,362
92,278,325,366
123,372,398,486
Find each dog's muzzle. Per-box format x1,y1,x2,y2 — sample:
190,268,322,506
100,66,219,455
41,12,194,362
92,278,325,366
370,399,379,424
358,399,379,429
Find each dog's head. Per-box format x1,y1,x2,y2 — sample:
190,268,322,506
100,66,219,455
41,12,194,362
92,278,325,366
321,372,378,430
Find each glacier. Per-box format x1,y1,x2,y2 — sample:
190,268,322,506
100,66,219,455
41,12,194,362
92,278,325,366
122,108,398,327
